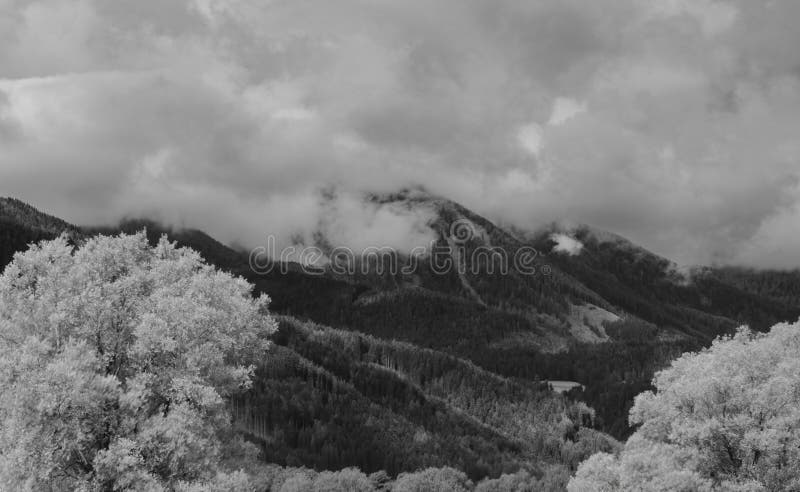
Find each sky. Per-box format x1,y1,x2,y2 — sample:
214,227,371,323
1,0,800,267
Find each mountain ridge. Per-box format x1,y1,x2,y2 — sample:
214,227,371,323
2,194,799,441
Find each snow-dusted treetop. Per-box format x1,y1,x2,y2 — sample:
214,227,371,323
0,233,276,490
570,320,800,492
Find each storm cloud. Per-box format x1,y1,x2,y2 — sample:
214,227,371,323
1,0,799,267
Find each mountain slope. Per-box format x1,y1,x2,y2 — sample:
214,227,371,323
0,197,616,486
0,198,81,267
232,316,617,484
2,195,799,442
523,224,800,334
704,266,800,310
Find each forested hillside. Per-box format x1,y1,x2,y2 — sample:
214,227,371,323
526,225,800,335
233,317,617,485
0,198,80,267
706,266,800,310
5,195,800,441
0,229,617,490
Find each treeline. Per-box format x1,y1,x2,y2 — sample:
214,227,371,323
252,463,570,491
85,219,246,271
0,197,75,234
706,266,800,311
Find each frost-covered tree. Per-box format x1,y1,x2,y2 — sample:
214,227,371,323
255,465,373,492
391,467,473,492
0,233,276,491
569,321,800,492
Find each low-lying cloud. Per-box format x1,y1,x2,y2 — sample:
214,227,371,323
550,233,584,257
1,0,799,267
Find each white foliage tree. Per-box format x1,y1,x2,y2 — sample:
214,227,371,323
0,233,276,491
569,321,800,492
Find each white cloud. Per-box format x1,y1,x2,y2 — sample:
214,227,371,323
551,233,584,256
0,0,799,267
643,0,739,37
548,97,587,126
517,123,543,156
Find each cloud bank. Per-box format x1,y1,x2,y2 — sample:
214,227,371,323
1,0,799,267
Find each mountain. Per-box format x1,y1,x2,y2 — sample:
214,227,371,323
0,197,617,488
0,197,81,267
703,266,800,310
2,194,799,449
302,191,622,354
523,224,800,336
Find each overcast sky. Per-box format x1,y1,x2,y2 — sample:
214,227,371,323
1,0,799,267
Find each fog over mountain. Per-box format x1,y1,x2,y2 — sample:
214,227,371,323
2,0,800,267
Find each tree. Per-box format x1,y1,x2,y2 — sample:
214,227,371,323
391,467,473,492
0,233,277,490
569,321,800,491
311,467,373,491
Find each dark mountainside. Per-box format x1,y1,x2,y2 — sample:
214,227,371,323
0,197,81,267
2,195,799,483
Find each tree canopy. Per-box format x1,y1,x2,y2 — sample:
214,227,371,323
0,233,276,490
569,321,800,491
